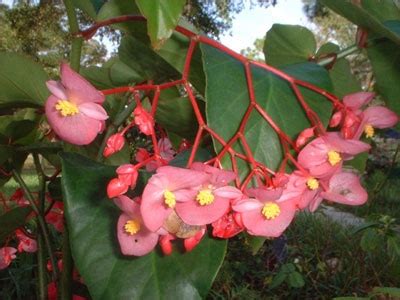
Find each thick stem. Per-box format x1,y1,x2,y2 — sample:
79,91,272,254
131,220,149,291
11,169,59,281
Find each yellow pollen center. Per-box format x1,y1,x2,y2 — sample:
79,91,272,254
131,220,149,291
124,219,140,235
164,190,176,208
55,100,79,117
327,150,342,166
306,178,319,190
196,189,214,206
261,202,281,220
364,124,375,138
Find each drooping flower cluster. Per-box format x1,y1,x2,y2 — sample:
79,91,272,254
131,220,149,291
103,91,397,257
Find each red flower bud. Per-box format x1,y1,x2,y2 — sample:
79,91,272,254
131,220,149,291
184,227,206,252
133,106,154,136
116,164,138,188
295,127,315,149
159,234,175,255
103,133,125,157
212,212,244,239
107,178,129,199
329,111,343,128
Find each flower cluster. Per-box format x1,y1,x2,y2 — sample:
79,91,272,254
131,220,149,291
41,64,398,257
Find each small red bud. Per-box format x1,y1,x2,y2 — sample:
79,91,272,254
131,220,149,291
329,111,343,128
116,164,138,188
295,127,315,149
184,228,206,252
103,133,125,157
106,178,129,199
159,234,175,255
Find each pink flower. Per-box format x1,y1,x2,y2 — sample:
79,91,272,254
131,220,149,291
140,166,209,232
175,163,242,226
320,172,368,206
45,63,108,145
15,229,37,253
45,201,64,232
0,247,17,270
278,171,322,210
298,132,370,178
134,105,154,135
114,196,159,256
103,133,125,157
232,188,297,237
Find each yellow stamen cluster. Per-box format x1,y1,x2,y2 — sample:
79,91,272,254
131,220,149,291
124,219,140,235
327,150,341,166
55,100,79,117
306,178,319,190
196,189,214,206
164,190,176,208
364,124,375,138
261,202,281,220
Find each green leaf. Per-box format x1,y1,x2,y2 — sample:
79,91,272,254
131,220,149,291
264,24,316,67
333,297,370,300
247,236,266,255
61,152,226,299
135,0,186,49
48,177,62,202
155,88,202,139
202,43,333,179
119,35,181,83
387,235,400,258
0,207,32,244
72,0,107,18
320,0,400,46
0,52,49,109
269,268,287,289
287,271,305,288
367,38,400,115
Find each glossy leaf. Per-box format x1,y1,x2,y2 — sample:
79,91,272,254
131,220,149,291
367,32,400,116
320,0,400,46
61,152,226,299
202,43,333,179
0,207,32,244
135,0,186,49
0,53,49,109
72,0,107,18
264,24,316,67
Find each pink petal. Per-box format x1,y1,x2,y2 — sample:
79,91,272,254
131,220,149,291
45,95,103,145
213,186,242,200
117,213,159,256
191,163,236,186
60,63,105,104
343,92,375,110
78,102,108,121
246,187,283,201
175,195,230,226
114,195,138,215
321,172,368,206
156,166,209,190
140,174,173,232
241,200,297,238
363,106,399,129
232,198,263,212
324,132,370,155
46,80,67,100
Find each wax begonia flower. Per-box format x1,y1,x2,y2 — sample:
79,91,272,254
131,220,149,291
140,166,209,232
114,196,159,256
353,106,398,139
103,133,125,157
278,171,322,210
15,229,37,253
298,132,370,178
134,105,154,135
45,201,64,232
0,247,17,270
232,188,297,237
175,163,242,226
320,172,368,208
45,63,108,145
212,211,244,238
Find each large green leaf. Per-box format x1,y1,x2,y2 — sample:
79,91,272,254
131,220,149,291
264,24,316,67
135,0,186,49
202,43,333,179
0,53,49,109
0,207,32,244
320,0,400,46
61,153,226,299
367,38,400,116
72,0,107,18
